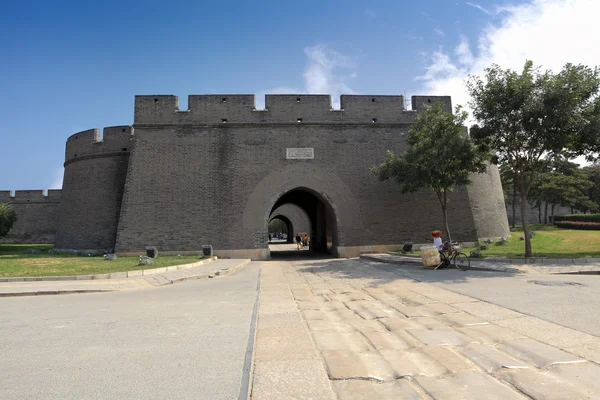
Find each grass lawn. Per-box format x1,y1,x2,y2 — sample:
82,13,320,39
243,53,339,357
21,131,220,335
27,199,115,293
462,224,600,259
390,225,600,259
0,244,204,278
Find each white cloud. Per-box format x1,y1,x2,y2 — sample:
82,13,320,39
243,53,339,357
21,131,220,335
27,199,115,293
434,28,445,37
417,0,600,116
49,167,63,189
465,2,493,15
257,44,356,109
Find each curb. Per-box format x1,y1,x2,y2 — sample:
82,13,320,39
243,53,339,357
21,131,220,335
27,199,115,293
360,254,518,273
0,289,114,297
155,259,253,286
0,256,218,283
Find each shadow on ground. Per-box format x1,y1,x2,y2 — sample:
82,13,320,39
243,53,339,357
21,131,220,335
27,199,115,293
293,257,520,286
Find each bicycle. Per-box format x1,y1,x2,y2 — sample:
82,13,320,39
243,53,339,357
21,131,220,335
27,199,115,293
435,242,470,271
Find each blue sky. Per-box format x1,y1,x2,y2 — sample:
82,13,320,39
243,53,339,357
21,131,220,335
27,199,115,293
1,0,599,190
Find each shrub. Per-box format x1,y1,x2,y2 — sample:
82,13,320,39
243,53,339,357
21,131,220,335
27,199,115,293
554,214,600,223
554,221,600,230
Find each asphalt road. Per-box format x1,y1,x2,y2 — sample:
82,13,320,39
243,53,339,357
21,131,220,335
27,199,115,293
368,260,600,337
0,262,261,400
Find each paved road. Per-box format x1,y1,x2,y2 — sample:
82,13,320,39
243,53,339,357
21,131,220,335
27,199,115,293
0,262,261,400
364,259,600,337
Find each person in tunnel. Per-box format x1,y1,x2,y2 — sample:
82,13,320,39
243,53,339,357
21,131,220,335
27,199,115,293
295,233,302,250
302,233,309,248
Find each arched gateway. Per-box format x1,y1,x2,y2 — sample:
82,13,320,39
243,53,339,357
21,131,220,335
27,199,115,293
18,93,508,259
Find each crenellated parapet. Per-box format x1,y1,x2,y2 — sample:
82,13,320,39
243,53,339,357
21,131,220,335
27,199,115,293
0,190,62,203
65,126,134,164
134,94,452,125
411,96,452,113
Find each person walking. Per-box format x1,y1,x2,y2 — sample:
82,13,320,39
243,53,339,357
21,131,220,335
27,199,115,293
302,233,309,248
295,233,302,250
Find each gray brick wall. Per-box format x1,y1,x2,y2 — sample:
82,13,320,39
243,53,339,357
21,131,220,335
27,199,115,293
0,190,61,244
115,94,506,255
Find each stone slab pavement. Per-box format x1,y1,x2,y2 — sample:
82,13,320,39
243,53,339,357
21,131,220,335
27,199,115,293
249,258,600,399
362,253,600,275
0,258,251,297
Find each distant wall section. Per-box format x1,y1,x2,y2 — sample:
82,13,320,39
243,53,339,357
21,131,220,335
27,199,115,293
0,190,61,244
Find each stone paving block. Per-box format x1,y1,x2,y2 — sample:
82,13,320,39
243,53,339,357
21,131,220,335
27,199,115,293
499,368,588,400
328,292,372,302
382,288,437,306
452,301,525,321
259,300,298,315
497,339,584,368
437,312,489,327
255,328,318,362
306,319,355,333
456,343,529,372
416,370,525,400
379,317,431,331
296,300,346,311
420,345,474,373
361,330,423,351
252,359,336,400
312,332,371,352
407,286,479,304
333,379,424,400
302,308,359,321
321,350,397,381
406,328,475,346
381,346,471,378
457,324,526,345
548,362,600,396
344,300,404,319
258,312,303,329
420,303,461,316
346,318,387,333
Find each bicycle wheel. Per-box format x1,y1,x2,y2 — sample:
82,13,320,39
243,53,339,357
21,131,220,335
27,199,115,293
453,253,470,271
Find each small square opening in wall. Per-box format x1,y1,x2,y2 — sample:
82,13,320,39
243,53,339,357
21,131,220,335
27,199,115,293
428,98,431,103
122,128,126,132
222,119,228,123
122,148,128,151
372,118,378,123
372,98,376,102
154,98,158,103
297,118,303,123
296,97,301,103
222,98,227,103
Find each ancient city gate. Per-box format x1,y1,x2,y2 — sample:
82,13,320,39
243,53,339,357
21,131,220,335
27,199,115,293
37,94,509,260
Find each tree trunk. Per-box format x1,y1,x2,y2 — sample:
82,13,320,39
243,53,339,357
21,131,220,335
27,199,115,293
551,204,556,225
519,189,533,258
538,204,542,224
442,191,452,242
544,202,548,225
511,182,517,227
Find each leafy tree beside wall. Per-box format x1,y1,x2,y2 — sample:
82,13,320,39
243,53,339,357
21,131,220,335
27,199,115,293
0,203,17,238
371,102,489,242
468,60,600,257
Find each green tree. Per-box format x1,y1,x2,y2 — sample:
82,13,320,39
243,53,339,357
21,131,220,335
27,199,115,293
0,203,17,238
582,164,600,210
468,60,600,257
371,102,489,241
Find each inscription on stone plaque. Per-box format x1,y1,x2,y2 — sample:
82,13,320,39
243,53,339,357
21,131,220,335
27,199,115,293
286,148,314,159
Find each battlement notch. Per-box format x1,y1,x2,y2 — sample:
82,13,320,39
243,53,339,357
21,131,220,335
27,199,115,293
411,96,452,113
65,126,133,163
133,94,452,125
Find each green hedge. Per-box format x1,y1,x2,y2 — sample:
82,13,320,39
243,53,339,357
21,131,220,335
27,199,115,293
555,221,600,230
554,214,600,223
